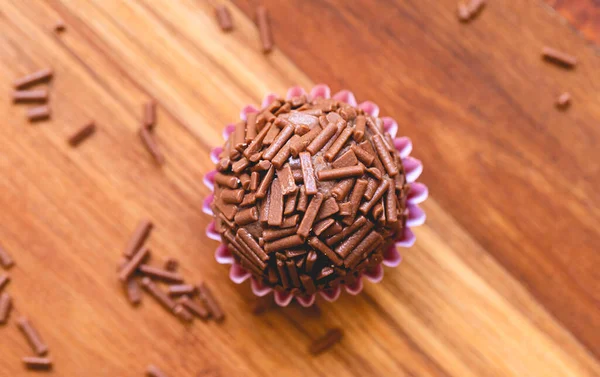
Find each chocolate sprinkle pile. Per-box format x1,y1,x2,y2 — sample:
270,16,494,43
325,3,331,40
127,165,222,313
118,220,224,323
211,95,409,296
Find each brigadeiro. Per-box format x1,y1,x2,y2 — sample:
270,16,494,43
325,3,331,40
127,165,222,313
204,85,428,307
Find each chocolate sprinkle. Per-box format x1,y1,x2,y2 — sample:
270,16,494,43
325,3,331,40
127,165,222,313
14,68,53,89
310,328,344,355
17,317,49,356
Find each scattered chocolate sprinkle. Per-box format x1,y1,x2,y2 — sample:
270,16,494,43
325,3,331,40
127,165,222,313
174,304,194,322
542,46,577,68
457,3,470,21
68,122,96,147
23,357,52,370
164,258,179,272
168,284,196,296
139,127,165,165
0,293,12,324
179,296,209,319
299,152,318,195
140,265,184,283
119,246,150,282
143,100,157,129
556,92,571,109
14,68,53,89
27,105,51,122
126,279,142,306
54,20,66,32
198,283,224,322
17,317,49,356
147,365,169,377
124,220,153,258
141,277,177,312
215,4,234,32
0,245,14,269
256,6,273,53
0,274,9,292
309,328,344,355
297,193,324,238
240,193,257,207
308,237,343,266
317,165,364,181
12,89,48,103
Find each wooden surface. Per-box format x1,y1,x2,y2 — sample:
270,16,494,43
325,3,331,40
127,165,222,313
0,1,598,376
545,0,600,45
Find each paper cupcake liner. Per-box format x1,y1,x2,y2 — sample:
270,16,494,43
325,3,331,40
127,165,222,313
203,85,428,307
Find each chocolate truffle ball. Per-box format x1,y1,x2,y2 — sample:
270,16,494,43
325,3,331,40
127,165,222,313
211,95,409,296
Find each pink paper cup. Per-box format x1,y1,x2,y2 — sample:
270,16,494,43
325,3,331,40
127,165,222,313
204,85,428,307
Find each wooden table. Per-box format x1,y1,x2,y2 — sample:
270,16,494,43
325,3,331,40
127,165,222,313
1,1,598,376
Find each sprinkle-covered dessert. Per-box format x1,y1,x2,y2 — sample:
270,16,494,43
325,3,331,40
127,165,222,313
208,88,418,301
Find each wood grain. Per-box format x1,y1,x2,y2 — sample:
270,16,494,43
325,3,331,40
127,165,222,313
232,0,600,357
0,0,598,376
546,0,600,44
